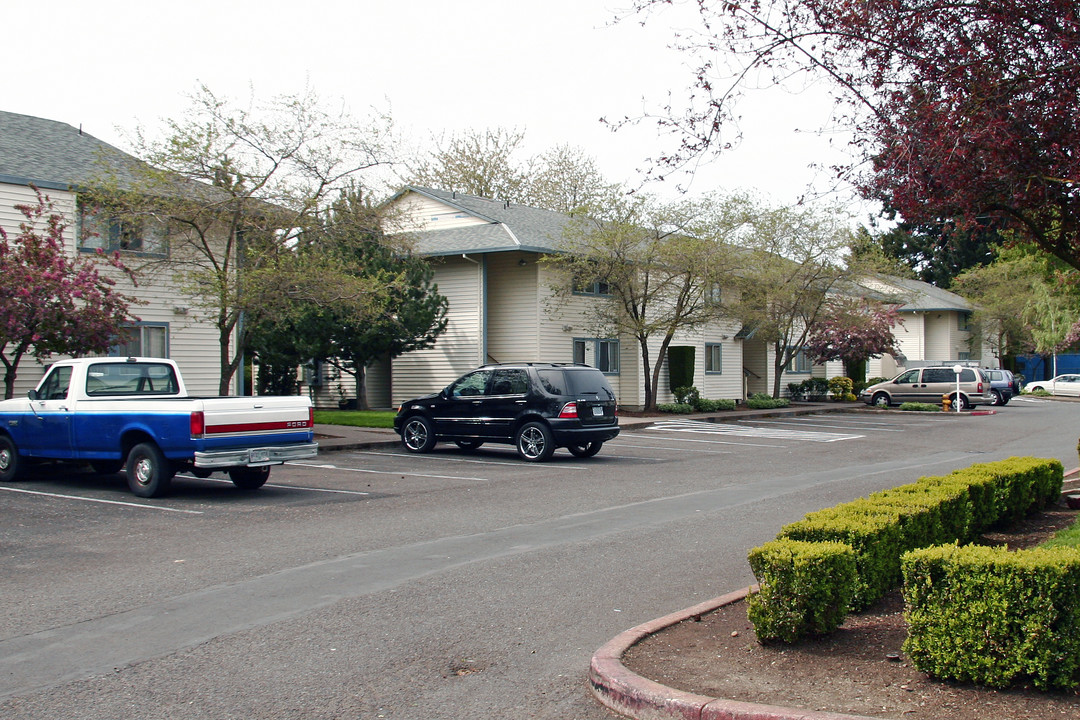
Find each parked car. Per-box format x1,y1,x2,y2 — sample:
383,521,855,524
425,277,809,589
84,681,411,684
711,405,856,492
984,368,1020,406
394,363,620,461
1024,374,1080,397
859,366,995,409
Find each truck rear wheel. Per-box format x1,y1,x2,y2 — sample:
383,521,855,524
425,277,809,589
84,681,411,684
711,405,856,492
126,442,175,498
0,435,23,482
229,465,270,490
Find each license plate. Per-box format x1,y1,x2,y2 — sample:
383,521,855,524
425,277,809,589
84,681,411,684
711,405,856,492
592,406,604,417
250,448,271,463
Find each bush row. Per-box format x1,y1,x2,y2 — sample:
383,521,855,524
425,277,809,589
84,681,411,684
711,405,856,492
902,543,1080,689
745,457,1064,642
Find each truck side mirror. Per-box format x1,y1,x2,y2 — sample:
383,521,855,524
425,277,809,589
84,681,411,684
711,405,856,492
27,389,40,401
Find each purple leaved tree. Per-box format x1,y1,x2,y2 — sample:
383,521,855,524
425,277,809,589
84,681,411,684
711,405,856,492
0,189,137,398
806,298,901,381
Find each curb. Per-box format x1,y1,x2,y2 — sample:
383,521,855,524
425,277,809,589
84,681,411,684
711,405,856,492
589,587,879,720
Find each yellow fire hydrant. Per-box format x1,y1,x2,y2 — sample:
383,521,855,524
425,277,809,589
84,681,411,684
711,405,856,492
941,394,952,412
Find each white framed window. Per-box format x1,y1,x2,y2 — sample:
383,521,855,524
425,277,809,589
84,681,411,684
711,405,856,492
784,347,811,374
573,280,612,296
79,206,168,257
573,338,619,373
705,343,723,373
112,323,169,358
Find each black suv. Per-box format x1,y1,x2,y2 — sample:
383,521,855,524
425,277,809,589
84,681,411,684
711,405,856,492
394,363,620,461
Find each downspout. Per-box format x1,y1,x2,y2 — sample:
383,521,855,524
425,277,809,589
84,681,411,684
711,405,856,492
462,254,486,365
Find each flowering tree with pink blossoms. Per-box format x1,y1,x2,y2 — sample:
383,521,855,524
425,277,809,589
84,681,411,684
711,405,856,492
0,189,136,398
806,297,901,382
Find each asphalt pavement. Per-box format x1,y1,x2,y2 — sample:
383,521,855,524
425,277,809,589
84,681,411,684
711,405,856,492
315,402,1079,720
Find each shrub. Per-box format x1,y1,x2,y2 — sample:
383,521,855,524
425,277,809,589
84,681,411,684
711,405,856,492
902,544,1080,689
805,377,831,400
828,376,854,399
747,539,857,643
787,382,806,401
746,393,791,409
900,402,941,411
656,403,694,414
694,397,736,412
672,386,700,405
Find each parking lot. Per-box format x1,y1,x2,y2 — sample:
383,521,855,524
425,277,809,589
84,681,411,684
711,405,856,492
1,399,1072,720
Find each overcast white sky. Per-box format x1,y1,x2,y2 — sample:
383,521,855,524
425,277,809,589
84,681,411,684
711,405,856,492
7,0,861,210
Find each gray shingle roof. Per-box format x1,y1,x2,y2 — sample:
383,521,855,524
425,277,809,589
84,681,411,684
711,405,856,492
866,275,973,312
400,186,573,256
0,110,142,190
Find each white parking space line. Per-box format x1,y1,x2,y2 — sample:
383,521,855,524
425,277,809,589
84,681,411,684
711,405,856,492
177,474,374,496
741,419,905,432
288,461,490,483
0,486,203,514
351,450,589,471
649,419,863,443
607,439,735,454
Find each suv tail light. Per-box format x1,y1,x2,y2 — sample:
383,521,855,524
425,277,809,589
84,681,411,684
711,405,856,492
558,402,579,419
977,382,983,393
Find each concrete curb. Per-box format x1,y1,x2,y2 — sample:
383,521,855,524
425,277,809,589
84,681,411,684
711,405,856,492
589,587,880,720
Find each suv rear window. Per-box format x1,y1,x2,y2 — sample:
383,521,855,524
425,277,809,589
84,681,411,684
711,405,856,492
562,369,616,398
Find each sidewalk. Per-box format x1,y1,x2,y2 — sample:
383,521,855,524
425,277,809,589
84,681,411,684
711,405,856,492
313,401,853,454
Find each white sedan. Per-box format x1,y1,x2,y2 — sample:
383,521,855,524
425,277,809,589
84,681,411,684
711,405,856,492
1025,374,1080,397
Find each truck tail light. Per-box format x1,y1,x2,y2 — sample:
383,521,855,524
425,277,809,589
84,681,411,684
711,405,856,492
308,407,314,428
558,402,578,419
190,410,205,438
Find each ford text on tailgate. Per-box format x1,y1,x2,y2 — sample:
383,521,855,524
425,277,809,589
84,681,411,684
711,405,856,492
0,357,318,497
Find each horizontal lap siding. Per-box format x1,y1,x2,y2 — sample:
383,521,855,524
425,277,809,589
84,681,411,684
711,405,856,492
486,252,540,364
391,257,483,405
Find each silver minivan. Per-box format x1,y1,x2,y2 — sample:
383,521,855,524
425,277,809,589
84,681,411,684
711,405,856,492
860,366,995,409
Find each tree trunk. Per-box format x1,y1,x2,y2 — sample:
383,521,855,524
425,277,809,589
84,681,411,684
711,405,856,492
639,337,655,412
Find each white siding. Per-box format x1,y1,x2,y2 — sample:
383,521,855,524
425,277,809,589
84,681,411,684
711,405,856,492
395,193,492,232
486,252,540,363
391,256,484,405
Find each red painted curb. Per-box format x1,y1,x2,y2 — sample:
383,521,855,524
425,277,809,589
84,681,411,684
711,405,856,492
588,587,880,720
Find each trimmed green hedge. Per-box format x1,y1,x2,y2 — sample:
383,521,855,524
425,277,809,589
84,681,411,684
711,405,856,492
903,543,1080,689
747,457,1064,641
747,539,856,642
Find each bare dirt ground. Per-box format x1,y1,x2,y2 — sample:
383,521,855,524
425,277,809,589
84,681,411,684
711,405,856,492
623,504,1080,720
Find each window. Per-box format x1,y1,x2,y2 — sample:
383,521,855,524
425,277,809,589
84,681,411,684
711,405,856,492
450,370,492,397
111,324,169,358
958,312,972,331
79,206,167,256
705,343,723,373
705,282,722,306
38,366,73,400
574,280,612,296
573,338,619,373
784,347,811,374
85,361,180,396
490,369,529,395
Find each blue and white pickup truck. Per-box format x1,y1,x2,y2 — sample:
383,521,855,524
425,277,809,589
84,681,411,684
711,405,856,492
0,357,318,497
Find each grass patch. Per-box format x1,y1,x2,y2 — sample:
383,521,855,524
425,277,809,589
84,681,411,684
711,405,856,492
899,402,942,412
1041,515,1080,549
313,410,396,428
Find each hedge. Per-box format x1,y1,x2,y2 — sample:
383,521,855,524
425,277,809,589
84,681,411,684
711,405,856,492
902,543,1080,689
747,457,1064,641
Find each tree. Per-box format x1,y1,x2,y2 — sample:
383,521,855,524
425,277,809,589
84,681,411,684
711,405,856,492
805,297,900,382
87,84,394,395
621,1,1080,271
724,204,854,398
0,190,136,398
952,246,1080,362
246,188,448,408
544,193,750,412
407,128,531,202
876,221,998,289
407,129,625,213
